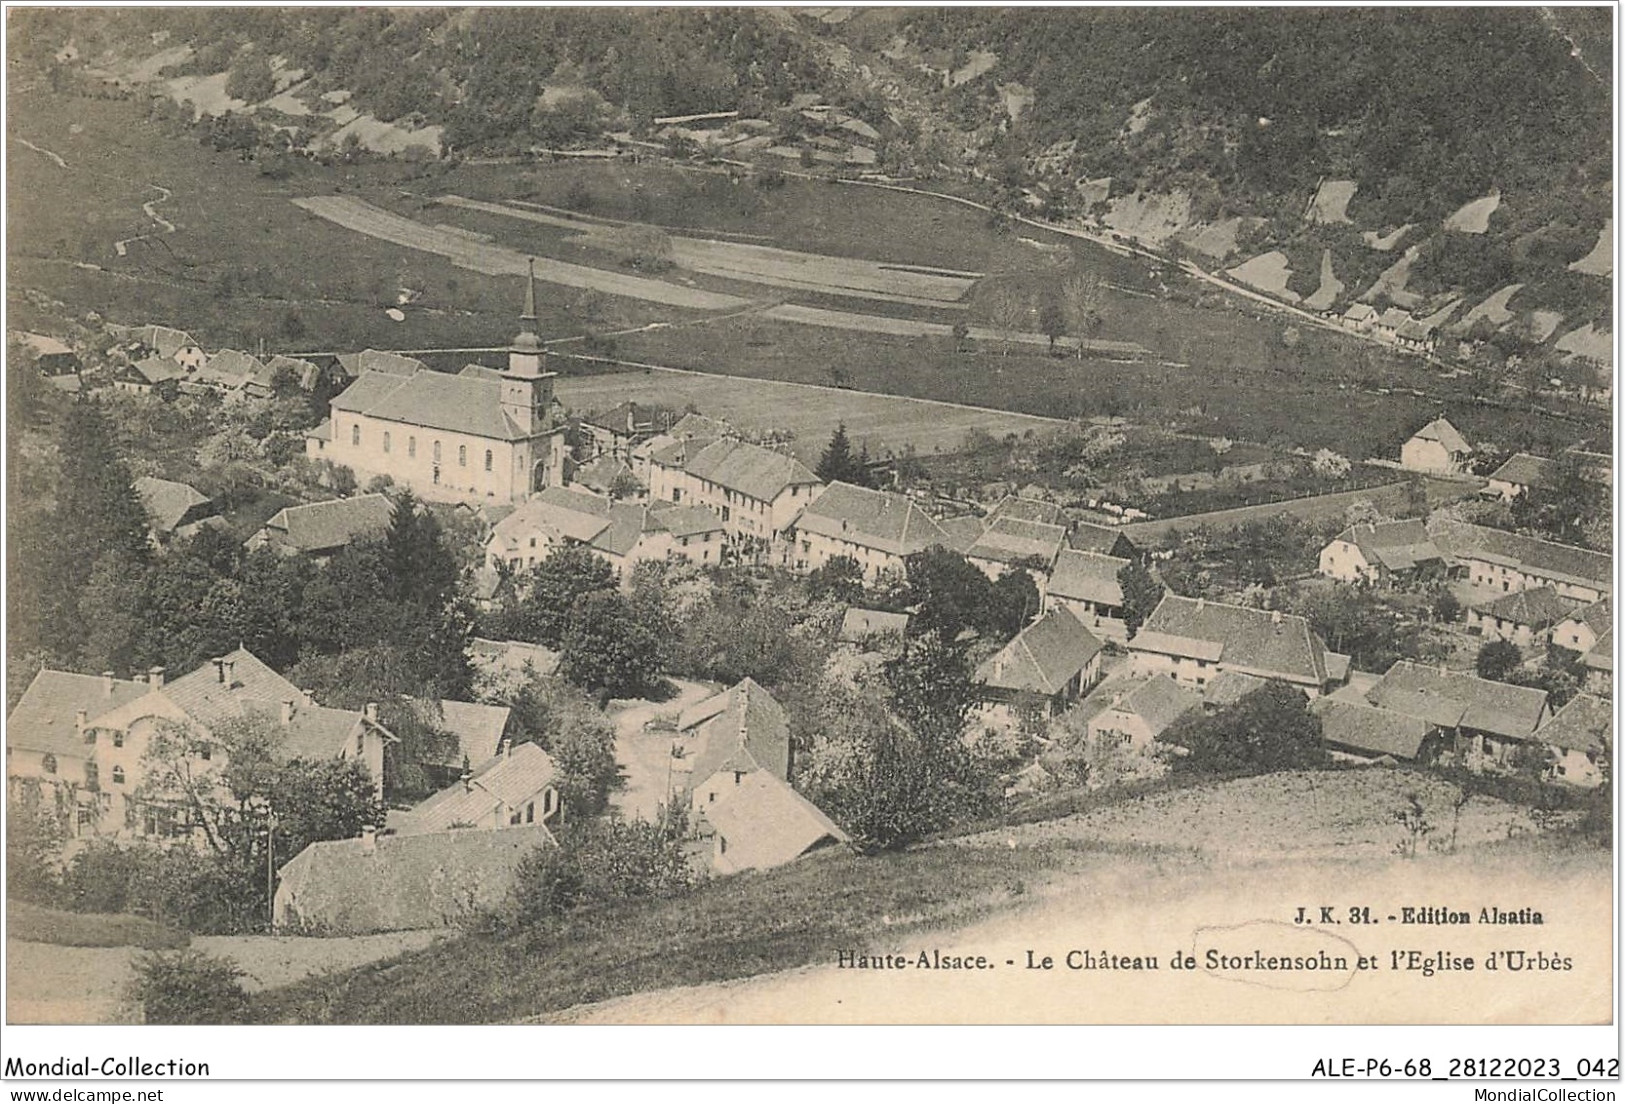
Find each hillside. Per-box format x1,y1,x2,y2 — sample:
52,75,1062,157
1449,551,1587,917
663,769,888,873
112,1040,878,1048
12,8,1612,359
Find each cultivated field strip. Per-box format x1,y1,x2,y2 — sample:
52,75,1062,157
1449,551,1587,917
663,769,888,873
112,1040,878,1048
293,195,751,310
552,363,1068,463
436,193,979,306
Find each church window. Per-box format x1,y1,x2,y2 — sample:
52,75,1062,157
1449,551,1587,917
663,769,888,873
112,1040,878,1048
485,450,493,472
383,432,391,453
351,425,360,446
459,445,467,467
433,441,442,462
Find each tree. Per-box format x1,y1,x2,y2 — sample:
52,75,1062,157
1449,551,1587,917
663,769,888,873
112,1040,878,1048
973,280,1028,356
1475,639,1523,682
905,547,995,641
1431,588,1462,624
1116,560,1163,640
1163,682,1328,776
383,492,460,613
815,423,873,487
986,567,1040,638
1061,270,1105,353
499,818,695,930
6,779,67,903
130,949,250,1024
559,590,662,704
1510,452,1605,547
503,545,617,648
807,555,866,605
1038,293,1067,356
500,674,624,818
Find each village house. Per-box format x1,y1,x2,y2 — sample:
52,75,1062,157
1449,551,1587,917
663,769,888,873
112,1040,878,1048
408,698,514,790
305,267,568,504
647,435,821,561
16,332,82,377
1339,302,1377,333
701,770,850,875
484,485,726,580
1533,693,1610,789
578,401,668,461
1130,595,1342,695
1042,549,1131,642
6,649,395,841
1311,698,1434,764
133,476,219,548
1067,520,1138,561
1467,586,1578,647
334,349,430,380
964,514,1067,582
129,324,206,372
1364,661,1552,774
274,821,555,935
674,678,793,815
197,349,273,400
1200,669,1266,712
1373,306,1414,344
1394,316,1438,353
117,354,189,395
1552,597,1612,659
631,412,737,481
1399,417,1473,475
246,493,395,558
392,741,560,835
1580,630,1613,697
1317,519,1444,586
974,606,1105,723
1086,675,1202,751
569,454,641,499
1485,453,1557,500
1428,518,1612,603
785,482,949,582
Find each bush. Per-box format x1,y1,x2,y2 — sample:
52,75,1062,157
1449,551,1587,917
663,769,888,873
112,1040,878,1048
129,949,250,1024
497,818,696,930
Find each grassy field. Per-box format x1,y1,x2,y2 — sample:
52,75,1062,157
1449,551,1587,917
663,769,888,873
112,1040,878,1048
551,358,1066,464
5,900,189,950
248,767,1594,1025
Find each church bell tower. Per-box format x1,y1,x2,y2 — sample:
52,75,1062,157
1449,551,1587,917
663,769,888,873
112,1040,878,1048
502,259,557,436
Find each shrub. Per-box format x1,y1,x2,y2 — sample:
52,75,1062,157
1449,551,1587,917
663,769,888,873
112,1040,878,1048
129,949,250,1024
498,818,696,930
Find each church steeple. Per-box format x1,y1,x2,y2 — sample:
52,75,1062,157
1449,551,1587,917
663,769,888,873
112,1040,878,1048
504,257,555,436
509,259,544,373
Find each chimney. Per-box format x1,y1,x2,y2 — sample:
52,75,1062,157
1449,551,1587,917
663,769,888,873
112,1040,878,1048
102,671,115,696
363,702,379,724
223,659,235,687
75,708,88,735
280,699,296,726
359,825,377,856
212,657,227,684
148,666,165,689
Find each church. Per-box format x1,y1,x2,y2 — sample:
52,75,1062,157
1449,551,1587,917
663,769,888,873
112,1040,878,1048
306,264,568,504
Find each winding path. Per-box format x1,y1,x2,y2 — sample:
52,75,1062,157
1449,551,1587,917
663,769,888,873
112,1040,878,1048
14,136,67,168
114,184,176,257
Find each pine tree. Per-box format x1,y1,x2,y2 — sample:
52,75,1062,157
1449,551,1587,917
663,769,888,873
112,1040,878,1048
816,422,858,485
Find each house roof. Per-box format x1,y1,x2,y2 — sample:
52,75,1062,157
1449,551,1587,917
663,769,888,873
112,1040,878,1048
161,648,304,731
401,742,559,834
468,637,561,679
349,370,540,442
242,700,366,762
986,496,1066,528
839,607,909,642
135,324,200,360
265,354,321,389
1068,522,1135,558
134,476,212,535
6,670,151,758
199,349,267,389
17,332,72,357
1366,661,1549,740
668,412,734,440
1489,453,1557,490
130,355,187,384
1201,670,1265,709
492,488,613,548
965,516,1066,568
681,678,793,786
1046,550,1128,606
1107,675,1202,736
356,349,429,377
1331,519,1442,572
275,823,555,935
572,455,638,496
260,494,394,554
1312,699,1431,759
1472,586,1577,630
1343,303,1377,322
1378,307,1414,330
649,502,725,539
413,698,511,769
976,607,1103,696
581,401,664,437
937,514,986,554
1138,596,1329,685
704,771,849,874
1427,518,1611,592
1410,417,1471,455
1395,318,1434,341
682,438,820,504
1535,693,1610,755
1558,596,1613,638
644,434,717,469
792,482,948,557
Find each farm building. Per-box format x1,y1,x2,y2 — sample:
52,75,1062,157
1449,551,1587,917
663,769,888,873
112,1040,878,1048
1467,587,1578,647
1552,598,1612,658
1485,453,1557,500
1427,518,1611,603
1399,418,1472,475
1364,661,1551,775
484,485,726,579
569,454,641,499
1317,519,1444,586
1311,699,1433,763
1086,675,1202,750
1067,521,1138,561
579,401,670,461
785,482,948,582
1129,596,1342,695
133,476,218,547
247,493,395,559
1533,694,1610,789
393,741,559,835
1043,549,1131,642
699,771,849,875
1581,630,1612,697
274,823,556,935
975,606,1104,723
648,436,821,562
965,515,1067,582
